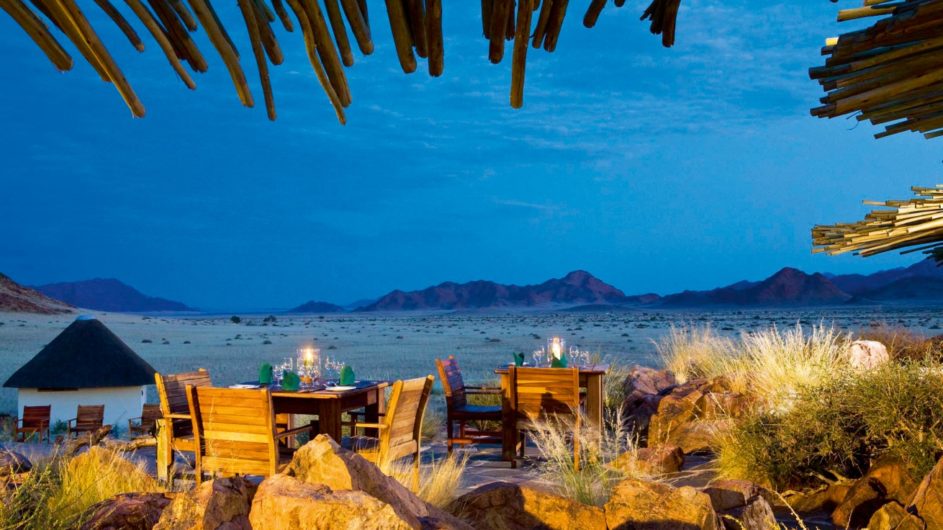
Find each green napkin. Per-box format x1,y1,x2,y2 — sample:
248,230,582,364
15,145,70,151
259,363,273,385
281,371,300,391
513,352,525,367
340,365,355,386
551,352,568,368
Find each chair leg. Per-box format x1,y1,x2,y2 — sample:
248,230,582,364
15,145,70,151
412,453,420,493
518,432,525,459
446,419,453,454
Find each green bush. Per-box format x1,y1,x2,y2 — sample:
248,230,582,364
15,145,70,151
717,360,943,490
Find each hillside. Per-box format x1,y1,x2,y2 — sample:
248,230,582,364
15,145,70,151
661,267,852,307
359,270,631,311
35,278,192,312
0,273,73,314
287,300,346,313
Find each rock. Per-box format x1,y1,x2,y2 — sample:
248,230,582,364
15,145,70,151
604,478,721,530
154,477,253,530
610,445,684,476
249,474,415,530
647,378,751,454
448,482,606,530
909,455,943,528
81,492,174,530
868,502,924,530
832,457,920,528
702,480,776,530
0,450,31,476
848,340,890,370
622,366,677,435
285,435,471,529
779,482,852,515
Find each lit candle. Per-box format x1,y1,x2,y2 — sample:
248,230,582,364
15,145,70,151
550,337,563,360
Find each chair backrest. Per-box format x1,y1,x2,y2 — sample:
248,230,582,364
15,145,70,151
380,375,435,464
510,366,580,423
187,386,278,478
22,405,50,429
76,405,105,430
155,369,211,437
435,356,467,410
141,403,162,426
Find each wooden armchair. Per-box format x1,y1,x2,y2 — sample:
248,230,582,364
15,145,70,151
435,355,502,452
347,375,434,491
186,386,313,485
154,369,212,482
510,366,581,470
128,403,162,437
15,405,50,442
67,405,105,437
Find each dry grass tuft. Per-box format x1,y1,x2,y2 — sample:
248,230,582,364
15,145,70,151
655,324,736,385
859,323,943,361
383,453,469,508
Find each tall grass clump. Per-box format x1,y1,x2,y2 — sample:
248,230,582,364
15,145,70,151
859,323,943,362
384,453,469,508
528,409,645,506
737,324,852,411
655,324,736,384
0,447,162,530
717,359,943,490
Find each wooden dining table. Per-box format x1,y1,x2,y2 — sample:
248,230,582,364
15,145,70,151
494,364,607,464
269,380,389,441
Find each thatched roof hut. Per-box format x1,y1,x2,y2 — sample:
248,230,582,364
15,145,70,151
4,316,156,427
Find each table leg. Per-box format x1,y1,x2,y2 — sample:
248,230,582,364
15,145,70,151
500,374,517,467
586,373,604,431
320,400,343,443
363,386,385,438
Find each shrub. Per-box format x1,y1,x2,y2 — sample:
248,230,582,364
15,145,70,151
655,324,736,384
230,315,241,324
528,409,644,506
716,360,943,490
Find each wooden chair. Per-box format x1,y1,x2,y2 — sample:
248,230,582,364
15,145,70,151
347,375,434,491
186,386,312,485
128,403,162,437
67,405,105,437
435,355,502,453
510,366,581,470
15,405,50,442
154,369,212,481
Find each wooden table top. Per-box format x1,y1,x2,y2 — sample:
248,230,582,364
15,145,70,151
493,364,609,375
241,380,389,399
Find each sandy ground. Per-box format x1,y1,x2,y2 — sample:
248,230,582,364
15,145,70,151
1,306,941,415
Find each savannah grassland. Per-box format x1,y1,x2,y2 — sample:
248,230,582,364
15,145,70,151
1,306,941,416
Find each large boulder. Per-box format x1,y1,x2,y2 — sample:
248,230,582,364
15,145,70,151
447,482,606,530
610,445,684,476
848,340,889,370
647,377,752,454
621,366,677,435
249,474,415,530
285,435,471,529
154,477,254,530
779,482,852,515
702,480,776,530
832,457,920,528
908,455,943,528
867,502,924,530
604,478,721,530
81,492,174,530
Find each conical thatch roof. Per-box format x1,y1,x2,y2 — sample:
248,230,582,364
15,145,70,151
4,316,156,389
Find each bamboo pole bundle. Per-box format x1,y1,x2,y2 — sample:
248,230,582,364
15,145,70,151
811,0,943,140
813,185,943,263
2,0,683,121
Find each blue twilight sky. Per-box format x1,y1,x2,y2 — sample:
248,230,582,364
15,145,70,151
1,1,941,311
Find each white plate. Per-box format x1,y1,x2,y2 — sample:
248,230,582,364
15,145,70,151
229,384,260,389
325,385,356,391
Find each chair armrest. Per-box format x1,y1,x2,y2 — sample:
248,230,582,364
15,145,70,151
466,387,502,394
164,413,191,420
67,418,77,427
353,422,388,430
128,416,143,423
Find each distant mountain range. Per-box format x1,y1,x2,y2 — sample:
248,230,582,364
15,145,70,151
33,278,193,312
0,274,73,314
5,258,943,315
